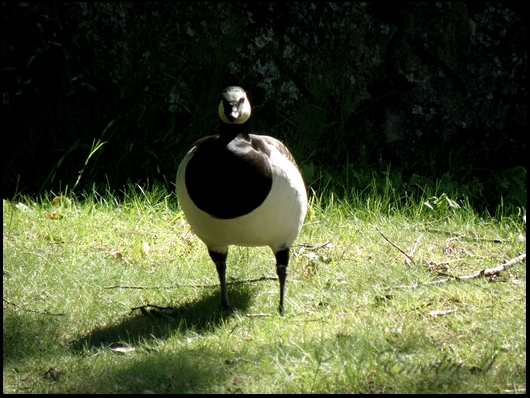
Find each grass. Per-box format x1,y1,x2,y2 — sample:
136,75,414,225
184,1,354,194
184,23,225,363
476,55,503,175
3,183,526,393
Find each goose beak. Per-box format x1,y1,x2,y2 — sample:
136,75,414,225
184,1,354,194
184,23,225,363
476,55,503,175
227,98,245,122
227,105,240,122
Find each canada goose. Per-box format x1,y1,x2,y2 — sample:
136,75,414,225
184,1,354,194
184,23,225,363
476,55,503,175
176,86,307,314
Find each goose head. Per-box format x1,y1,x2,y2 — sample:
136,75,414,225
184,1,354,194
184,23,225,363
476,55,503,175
218,86,251,125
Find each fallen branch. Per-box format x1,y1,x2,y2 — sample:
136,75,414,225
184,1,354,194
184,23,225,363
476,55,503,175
295,240,332,250
386,253,526,290
438,252,526,280
105,276,278,290
3,298,64,316
408,233,424,258
428,308,460,317
504,388,526,394
426,228,507,243
132,307,274,319
130,304,178,319
426,258,466,274
374,226,416,266
428,259,466,267
444,234,466,254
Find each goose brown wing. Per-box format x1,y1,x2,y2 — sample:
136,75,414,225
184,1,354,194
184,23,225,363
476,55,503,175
254,135,300,170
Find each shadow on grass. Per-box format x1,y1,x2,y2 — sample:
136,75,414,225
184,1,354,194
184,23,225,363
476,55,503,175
3,306,62,364
71,284,255,353
4,286,255,393
62,347,237,393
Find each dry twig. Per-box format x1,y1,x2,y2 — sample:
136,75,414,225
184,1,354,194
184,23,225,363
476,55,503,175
386,253,526,290
438,252,526,280
444,234,466,254
428,308,460,317
130,304,178,318
3,298,64,316
374,226,416,266
105,276,278,290
426,228,507,243
295,240,332,250
408,233,424,258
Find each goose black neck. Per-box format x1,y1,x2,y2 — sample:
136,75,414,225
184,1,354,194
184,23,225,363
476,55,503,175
219,120,250,142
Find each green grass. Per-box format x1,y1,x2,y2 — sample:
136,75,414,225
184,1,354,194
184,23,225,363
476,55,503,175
3,184,526,393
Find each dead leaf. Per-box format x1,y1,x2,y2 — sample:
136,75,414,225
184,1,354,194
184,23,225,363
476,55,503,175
111,251,123,261
44,212,63,219
110,346,136,354
429,309,459,317
51,196,72,207
44,367,60,381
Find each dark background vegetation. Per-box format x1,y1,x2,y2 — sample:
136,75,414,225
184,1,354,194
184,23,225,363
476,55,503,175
2,2,526,213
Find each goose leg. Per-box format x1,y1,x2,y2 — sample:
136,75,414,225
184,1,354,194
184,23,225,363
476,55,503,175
208,249,231,311
274,248,290,314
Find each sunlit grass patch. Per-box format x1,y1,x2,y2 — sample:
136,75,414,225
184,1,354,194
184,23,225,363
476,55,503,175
3,186,526,393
